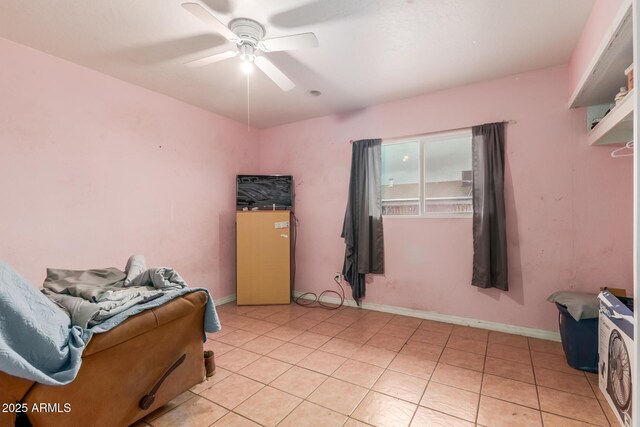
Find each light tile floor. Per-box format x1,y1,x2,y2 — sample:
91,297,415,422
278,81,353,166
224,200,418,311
132,303,621,427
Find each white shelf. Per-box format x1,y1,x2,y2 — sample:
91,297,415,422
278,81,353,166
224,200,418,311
569,2,633,108
588,89,634,145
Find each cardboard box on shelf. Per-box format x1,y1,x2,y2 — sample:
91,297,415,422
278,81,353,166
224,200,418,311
600,287,628,298
625,64,634,91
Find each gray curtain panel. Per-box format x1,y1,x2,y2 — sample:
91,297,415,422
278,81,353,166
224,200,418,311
341,139,385,303
471,122,508,291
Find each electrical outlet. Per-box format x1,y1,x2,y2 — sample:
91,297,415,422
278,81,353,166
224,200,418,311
334,272,342,283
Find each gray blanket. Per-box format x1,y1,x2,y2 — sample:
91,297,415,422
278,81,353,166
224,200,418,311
43,267,126,299
43,267,188,328
127,267,187,290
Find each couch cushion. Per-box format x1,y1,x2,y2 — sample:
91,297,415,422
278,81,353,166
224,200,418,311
84,291,208,357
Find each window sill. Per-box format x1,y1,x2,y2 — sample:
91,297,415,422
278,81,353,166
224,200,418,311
382,213,473,219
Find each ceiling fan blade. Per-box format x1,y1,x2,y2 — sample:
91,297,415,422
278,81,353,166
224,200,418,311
182,2,238,42
259,32,318,52
254,56,295,91
185,50,238,67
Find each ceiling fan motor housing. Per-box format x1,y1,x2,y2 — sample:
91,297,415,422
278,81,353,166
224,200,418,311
229,18,265,47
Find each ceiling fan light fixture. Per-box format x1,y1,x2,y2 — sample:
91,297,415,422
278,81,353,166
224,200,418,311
240,61,254,74
239,43,255,63
239,53,255,62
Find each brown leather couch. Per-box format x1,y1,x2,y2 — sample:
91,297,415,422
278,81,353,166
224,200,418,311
0,291,208,427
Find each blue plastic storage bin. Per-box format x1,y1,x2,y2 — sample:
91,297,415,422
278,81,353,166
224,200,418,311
556,302,598,372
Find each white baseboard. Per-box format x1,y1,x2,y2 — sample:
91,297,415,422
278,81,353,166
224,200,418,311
215,294,237,306
293,291,561,342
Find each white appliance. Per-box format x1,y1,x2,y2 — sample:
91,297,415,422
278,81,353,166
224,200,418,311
599,290,634,427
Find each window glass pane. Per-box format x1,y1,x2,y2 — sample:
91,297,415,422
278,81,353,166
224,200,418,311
423,134,472,214
381,141,420,216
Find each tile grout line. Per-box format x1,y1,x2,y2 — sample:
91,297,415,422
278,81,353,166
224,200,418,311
476,337,488,426
527,337,545,426
593,394,615,427
409,325,477,425
402,323,432,427
196,372,265,414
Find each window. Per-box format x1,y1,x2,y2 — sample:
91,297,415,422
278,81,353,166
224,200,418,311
381,130,473,217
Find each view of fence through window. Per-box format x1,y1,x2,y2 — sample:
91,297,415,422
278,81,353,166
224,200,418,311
381,130,473,216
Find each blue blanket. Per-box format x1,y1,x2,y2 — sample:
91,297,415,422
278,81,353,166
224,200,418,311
0,261,221,386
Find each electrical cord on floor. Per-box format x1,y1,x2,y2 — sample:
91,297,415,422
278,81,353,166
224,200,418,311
290,211,346,310
291,211,299,298
294,275,346,310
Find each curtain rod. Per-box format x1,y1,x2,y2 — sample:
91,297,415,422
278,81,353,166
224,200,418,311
349,120,517,143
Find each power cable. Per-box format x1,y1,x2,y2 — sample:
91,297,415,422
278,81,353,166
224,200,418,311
291,211,346,310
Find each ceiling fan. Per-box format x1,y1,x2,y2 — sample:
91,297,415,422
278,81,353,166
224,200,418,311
181,2,319,91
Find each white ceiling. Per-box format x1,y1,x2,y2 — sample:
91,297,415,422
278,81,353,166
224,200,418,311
0,0,594,128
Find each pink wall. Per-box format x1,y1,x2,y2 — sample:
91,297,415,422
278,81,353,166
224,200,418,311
0,38,258,299
0,34,632,333
258,65,633,332
569,0,627,97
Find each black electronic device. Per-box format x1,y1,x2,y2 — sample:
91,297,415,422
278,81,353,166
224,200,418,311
236,175,293,210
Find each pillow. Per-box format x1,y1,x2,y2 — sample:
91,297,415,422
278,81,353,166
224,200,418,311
547,291,599,321
124,255,146,286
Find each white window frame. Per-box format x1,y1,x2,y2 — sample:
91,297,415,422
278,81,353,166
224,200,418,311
382,129,473,219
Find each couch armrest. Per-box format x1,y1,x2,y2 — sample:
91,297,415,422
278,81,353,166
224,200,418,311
0,372,33,402
0,371,33,426
154,290,208,327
